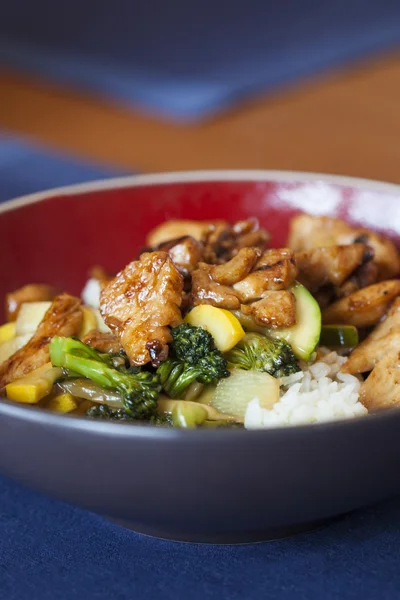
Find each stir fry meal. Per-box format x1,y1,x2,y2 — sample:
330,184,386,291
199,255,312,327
1,215,400,429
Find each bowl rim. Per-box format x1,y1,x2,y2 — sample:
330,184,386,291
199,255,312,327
0,168,399,215
1,168,399,439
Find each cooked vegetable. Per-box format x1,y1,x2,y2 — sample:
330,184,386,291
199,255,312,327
6,284,56,322
86,403,173,425
79,307,98,337
50,336,161,419
157,397,239,423
210,368,280,419
184,305,245,352
319,325,359,349
156,324,229,398
226,332,299,378
267,282,321,360
169,402,243,428
15,301,51,336
171,401,208,428
232,282,321,361
0,322,16,344
60,379,124,408
5,363,62,404
91,309,111,333
46,392,78,413
86,404,135,421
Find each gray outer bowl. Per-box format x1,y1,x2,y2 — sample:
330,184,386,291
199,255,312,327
0,399,399,543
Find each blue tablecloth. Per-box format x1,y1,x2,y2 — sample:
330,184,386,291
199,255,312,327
1,133,400,599
1,1,400,120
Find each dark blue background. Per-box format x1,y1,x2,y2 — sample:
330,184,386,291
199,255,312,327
1,0,400,119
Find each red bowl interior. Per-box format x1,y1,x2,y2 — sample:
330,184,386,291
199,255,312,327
1,174,399,321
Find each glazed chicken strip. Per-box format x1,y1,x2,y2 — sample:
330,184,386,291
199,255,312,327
353,230,400,281
0,294,82,388
336,260,379,298
6,283,57,322
288,215,356,250
146,219,226,247
342,297,400,374
288,215,400,280
82,330,123,354
322,280,400,328
154,236,204,277
206,247,260,285
190,247,259,309
201,218,269,264
232,249,298,302
295,244,373,293
100,251,183,366
191,266,241,309
360,348,400,411
240,290,296,328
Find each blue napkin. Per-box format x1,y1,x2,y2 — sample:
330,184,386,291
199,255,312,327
1,0,400,120
1,132,400,600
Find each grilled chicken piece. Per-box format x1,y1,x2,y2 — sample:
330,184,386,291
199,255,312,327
100,251,183,366
82,330,123,354
0,294,82,388
295,244,373,293
202,218,269,264
360,347,400,411
191,267,241,309
342,298,400,374
337,260,379,298
190,247,259,309
288,215,400,280
322,280,400,328
6,283,57,322
146,220,226,247
288,215,354,250
233,249,298,302
154,236,204,278
353,230,400,281
206,247,260,285
240,290,296,328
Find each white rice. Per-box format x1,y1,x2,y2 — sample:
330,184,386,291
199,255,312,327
81,278,101,308
244,348,367,429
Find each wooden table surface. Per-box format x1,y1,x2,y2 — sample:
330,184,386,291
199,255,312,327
1,50,400,182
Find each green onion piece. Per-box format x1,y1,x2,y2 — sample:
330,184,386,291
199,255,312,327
319,325,359,349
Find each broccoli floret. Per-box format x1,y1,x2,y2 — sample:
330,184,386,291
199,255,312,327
86,404,135,421
86,404,173,426
157,323,229,398
225,333,299,378
171,323,214,363
50,336,161,419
